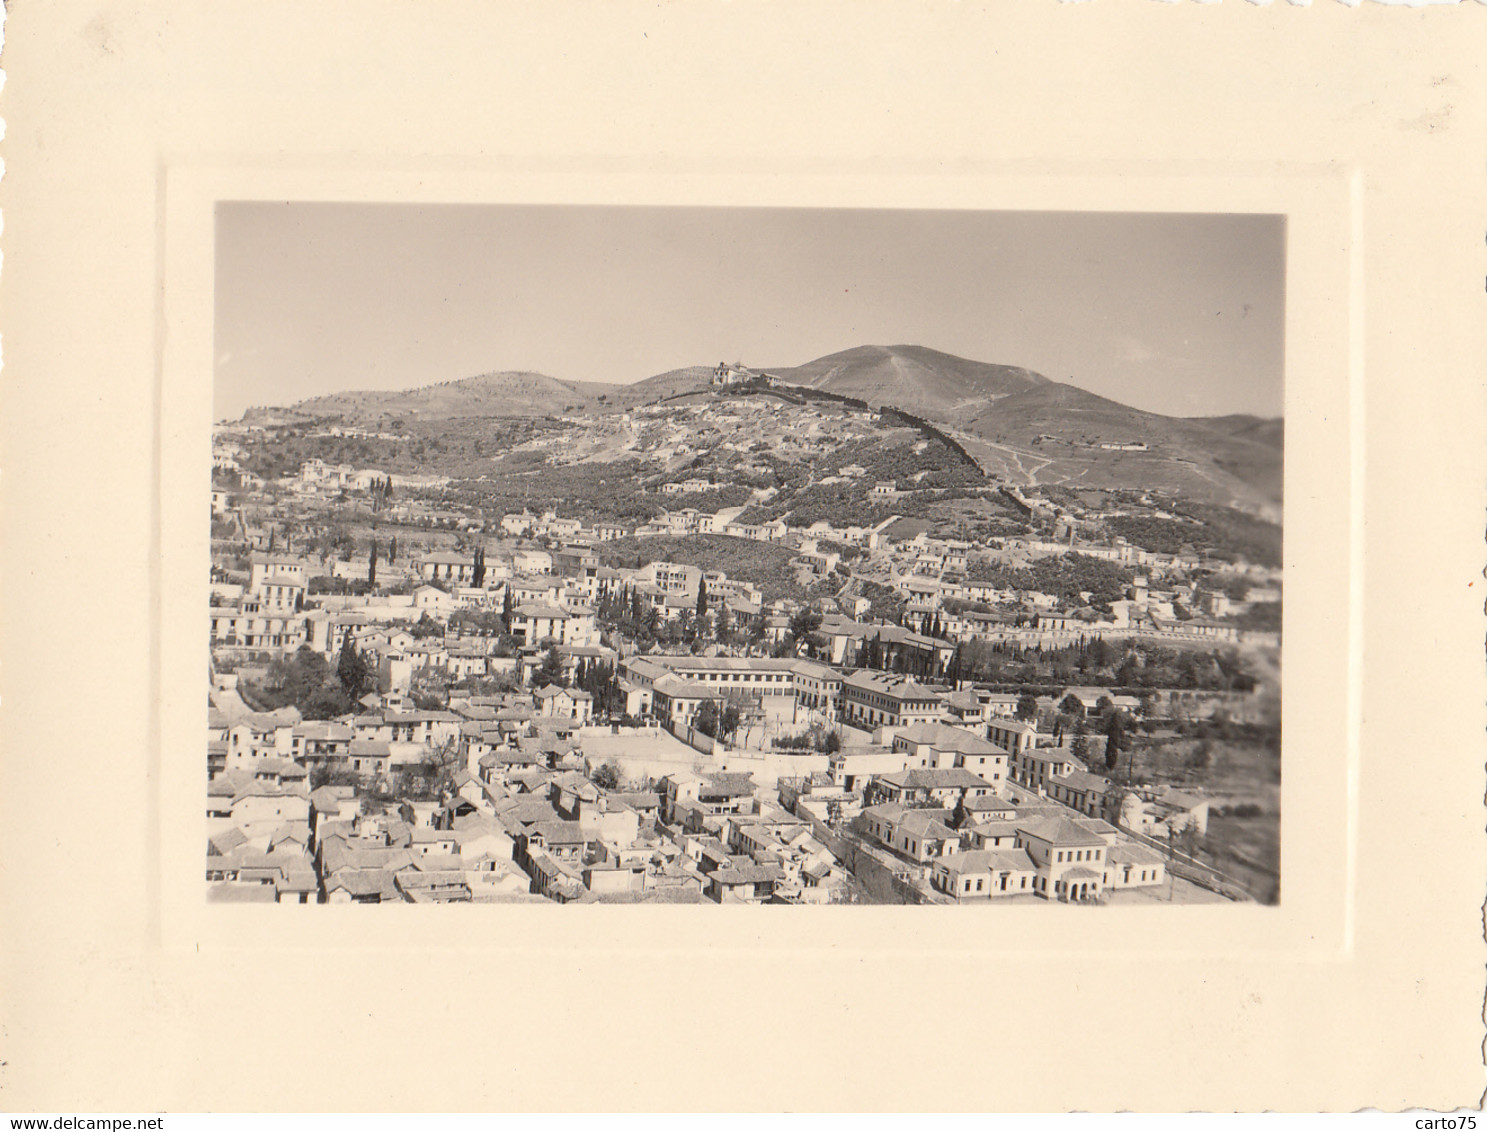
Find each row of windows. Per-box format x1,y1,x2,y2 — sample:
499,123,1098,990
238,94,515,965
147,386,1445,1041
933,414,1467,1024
694,671,790,684
1054,848,1103,863
955,874,1029,894
848,690,936,710
214,634,301,647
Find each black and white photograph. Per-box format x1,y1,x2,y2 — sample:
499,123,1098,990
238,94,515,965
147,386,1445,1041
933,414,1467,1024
9,0,1486,1117
207,204,1284,907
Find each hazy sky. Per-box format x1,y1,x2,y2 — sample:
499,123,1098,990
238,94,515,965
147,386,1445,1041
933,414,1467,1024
215,203,1284,421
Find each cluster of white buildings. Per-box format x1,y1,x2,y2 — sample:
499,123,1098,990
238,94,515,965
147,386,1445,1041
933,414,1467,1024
205,655,864,905
205,655,1205,906
205,540,1230,906
205,415,1272,907
293,457,449,495
785,718,1198,903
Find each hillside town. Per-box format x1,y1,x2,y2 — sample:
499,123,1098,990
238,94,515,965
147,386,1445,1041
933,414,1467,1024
207,375,1282,907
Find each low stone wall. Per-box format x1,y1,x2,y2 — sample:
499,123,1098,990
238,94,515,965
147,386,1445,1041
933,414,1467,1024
667,720,724,759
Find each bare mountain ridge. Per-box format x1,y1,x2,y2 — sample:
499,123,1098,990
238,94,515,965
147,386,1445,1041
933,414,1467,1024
293,370,619,419
953,382,1282,508
269,344,1280,509
765,344,1051,416
612,366,719,403
755,346,1280,508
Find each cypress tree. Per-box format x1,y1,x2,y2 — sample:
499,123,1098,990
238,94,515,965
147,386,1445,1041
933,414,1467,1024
337,628,368,698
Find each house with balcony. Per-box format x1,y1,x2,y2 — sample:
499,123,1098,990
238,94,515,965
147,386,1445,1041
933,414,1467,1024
418,551,476,585
863,766,997,809
659,771,757,823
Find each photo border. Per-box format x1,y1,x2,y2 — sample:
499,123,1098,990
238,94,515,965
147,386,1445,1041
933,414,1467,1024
160,162,1353,960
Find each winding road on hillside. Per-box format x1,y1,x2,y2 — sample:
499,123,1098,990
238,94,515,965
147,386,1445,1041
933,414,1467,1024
951,432,1051,485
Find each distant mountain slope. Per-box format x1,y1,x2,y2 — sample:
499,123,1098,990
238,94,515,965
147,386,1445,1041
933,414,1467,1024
758,347,1280,509
1188,414,1284,452
959,382,1282,509
260,341,1280,512
966,381,1186,443
766,344,1050,417
291,371,618,420
613,366,717,404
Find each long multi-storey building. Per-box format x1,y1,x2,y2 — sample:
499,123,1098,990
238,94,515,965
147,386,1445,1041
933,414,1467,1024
841,671,946,730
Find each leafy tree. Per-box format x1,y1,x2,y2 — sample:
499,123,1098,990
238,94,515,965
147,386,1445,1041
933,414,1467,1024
592,762,621,790
472,544,487,588
1015,693,1039,721
720,702,741,743
693,698,720,739
537,646,565,689
502,585,515,633
1104,711,1127,772
696,577,709,624
310,765,361,791
747,614,766,646
1070,717,1090,762
410,612,444,639
257,645,332,713
1060,693,1086,716
297,681,349,714
368,539,378,587
388,535,397,563
1187,738,1214,772
788,608,823,642
694,699,741,743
